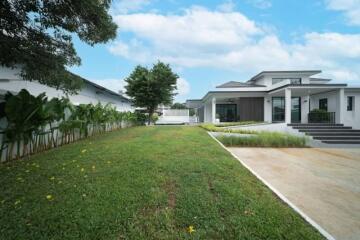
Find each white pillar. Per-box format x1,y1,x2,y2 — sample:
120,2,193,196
337,88,345,124
301,95,310,123
264,96,272,123
285,88,292,124
211,97,216,124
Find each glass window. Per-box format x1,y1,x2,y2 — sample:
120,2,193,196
272,78,301,85
319,98,328,111
272,97,285,122
347,96,354,111
216,104,237,122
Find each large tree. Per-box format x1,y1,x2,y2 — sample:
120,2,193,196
125,62,178,124
0,0,117,94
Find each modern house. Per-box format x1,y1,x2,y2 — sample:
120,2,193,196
186,70,360,129
0,66,134,112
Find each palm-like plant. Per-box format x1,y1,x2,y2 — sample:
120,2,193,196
0,90,143,162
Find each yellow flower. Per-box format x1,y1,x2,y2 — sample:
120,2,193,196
81,168,85,172
81,149,87,153
92,165,96,170
187,225,195,234
46,195,53,201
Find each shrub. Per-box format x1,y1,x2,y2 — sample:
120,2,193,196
217,132,307,148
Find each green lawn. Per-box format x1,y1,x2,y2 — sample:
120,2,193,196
0,126,323,239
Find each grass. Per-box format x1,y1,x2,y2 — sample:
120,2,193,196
0,126,322,239
217,131,308,147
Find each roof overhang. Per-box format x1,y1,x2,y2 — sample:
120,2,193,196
269,84,348,96
249,70,322,82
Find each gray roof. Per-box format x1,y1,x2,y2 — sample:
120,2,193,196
216,81,265,88
249,70,322,82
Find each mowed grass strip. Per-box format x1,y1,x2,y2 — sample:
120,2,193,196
0,126,324,240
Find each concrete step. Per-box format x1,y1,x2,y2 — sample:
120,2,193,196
293,126,352,130
299,129,360,133
322,140,360,144
306,132,360,136
288,123,344,127
313,136,360,140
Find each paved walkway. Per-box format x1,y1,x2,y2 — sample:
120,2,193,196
228,148,360,240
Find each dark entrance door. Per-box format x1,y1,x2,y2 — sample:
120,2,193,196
216,104,237,122
272,97,285,122
291,97,301,123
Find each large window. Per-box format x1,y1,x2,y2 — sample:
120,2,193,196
319,98,328,111
347,96,354,111
272,78,301,85
216,104,237,122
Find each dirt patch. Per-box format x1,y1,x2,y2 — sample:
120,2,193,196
163,180,177,209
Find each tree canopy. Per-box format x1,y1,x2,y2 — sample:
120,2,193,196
0,0,117,94
171,102,187,109
125,62,178,124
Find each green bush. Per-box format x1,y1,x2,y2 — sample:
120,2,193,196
217,132,307,148
150,113,159,124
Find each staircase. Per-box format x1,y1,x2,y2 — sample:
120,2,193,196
287,123,360,144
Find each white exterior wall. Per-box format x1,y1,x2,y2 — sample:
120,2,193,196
204,101,212,123
310,91,338,113
301,95,310,123
344,91,360,129
264,96,272,123
0,66,133,112
310,90,360,128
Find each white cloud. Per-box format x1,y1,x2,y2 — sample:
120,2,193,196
91,78,127,94
217,0,236,12
248,0,272,9
326,0,360,25
176,78,190,96
109,7,360,83
111,0,151,14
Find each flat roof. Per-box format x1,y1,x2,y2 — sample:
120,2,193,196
249,70,322,82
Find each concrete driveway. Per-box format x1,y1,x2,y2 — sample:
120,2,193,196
228,147,360,240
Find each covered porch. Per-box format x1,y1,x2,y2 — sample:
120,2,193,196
268,85,346,124
203,85,346,124
202,92,266,123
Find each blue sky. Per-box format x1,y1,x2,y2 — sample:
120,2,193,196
70,0,360,102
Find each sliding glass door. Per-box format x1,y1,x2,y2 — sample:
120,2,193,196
216,104,237,122
272,97,301,123
272,97,285,122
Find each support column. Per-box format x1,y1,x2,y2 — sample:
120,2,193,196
285,88,292,124
264,96,272,123
301,95,310,123
211,97,216,124
337,88,345,124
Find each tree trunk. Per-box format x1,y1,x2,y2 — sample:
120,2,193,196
148,109,154,125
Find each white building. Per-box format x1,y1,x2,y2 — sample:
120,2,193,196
0,66,133,112
187,70,360,129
